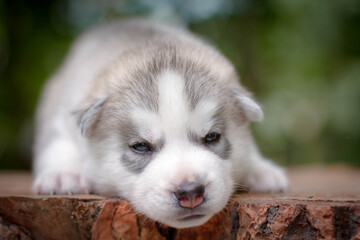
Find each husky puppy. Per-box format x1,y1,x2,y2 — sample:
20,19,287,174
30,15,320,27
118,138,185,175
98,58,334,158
33,19,288,228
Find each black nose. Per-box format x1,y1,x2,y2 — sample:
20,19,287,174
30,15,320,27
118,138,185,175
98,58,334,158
174,183,205,209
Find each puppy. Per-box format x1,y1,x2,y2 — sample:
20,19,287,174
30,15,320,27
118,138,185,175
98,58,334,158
33,18,288,228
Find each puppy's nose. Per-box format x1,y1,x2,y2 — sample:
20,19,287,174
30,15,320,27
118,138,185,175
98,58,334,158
174,183,205,209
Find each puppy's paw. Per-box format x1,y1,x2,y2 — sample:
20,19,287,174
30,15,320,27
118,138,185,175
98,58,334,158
246,160,289,193
33,171,90,195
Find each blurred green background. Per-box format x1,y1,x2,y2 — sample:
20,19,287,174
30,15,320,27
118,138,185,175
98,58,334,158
0,0,359,169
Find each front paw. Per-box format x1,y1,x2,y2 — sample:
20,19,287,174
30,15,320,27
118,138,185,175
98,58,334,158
246,160,289,193
33,171,89,195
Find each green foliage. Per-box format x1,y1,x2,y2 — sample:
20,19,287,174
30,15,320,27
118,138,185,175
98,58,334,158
0,0,359,169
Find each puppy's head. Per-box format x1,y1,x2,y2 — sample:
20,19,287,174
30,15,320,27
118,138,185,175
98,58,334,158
77,45,263,228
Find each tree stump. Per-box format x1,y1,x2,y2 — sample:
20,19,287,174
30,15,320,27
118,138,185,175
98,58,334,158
0,166,359,239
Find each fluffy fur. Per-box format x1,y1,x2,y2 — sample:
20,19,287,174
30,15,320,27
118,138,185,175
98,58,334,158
33,18,288,228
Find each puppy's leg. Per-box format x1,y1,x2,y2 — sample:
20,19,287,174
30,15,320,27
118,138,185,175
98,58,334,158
244,143,289,192
33,123,89,194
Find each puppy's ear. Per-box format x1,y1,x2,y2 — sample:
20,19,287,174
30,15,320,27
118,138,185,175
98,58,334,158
76,97,108,136
232,89,264,122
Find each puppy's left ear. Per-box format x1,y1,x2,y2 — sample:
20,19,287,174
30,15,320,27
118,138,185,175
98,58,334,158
76,97,108,136
232,89,264,122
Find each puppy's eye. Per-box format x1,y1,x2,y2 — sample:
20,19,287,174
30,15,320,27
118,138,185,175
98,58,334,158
204,132,221,144
130,142,152,154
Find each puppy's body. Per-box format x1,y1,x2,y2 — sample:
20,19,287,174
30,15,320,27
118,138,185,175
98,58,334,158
33,19,288,228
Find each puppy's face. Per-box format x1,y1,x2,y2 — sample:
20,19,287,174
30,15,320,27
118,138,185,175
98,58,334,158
79,48,262,228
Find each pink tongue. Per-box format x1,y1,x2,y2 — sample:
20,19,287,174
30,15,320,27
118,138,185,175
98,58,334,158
179,194,204,208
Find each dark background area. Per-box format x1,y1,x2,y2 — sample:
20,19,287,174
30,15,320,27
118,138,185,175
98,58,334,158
0,0,359,170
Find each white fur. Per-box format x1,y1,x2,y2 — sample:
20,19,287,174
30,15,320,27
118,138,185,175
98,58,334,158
33,19,288,229
116,70,233,227
131,144,233,228
236,95,264,122
131,71,232,227
189,100,220,136
157,70,189,138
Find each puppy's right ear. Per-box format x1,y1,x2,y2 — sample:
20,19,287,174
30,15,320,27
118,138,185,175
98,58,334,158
232,89,264,122
76,97,107,136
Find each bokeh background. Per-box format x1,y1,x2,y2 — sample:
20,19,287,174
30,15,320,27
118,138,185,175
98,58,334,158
0,0,359,170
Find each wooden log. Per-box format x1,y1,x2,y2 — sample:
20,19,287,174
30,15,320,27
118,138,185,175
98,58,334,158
0,166,359,239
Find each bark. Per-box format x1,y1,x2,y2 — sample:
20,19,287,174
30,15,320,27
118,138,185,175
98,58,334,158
0,167,359,240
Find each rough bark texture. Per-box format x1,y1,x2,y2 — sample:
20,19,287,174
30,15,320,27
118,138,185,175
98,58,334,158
0,166,359,240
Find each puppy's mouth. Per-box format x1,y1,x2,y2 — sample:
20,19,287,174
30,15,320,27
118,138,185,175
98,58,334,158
177,214,206,221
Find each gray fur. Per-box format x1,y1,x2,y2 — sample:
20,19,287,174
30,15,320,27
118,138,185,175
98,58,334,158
119,127,165,173
188,131,232,160
231,89,264,122
77,98,107,136
108,45,231,115
209,137,232,160
97,45,237,171
33,19,288,229
82,45,238,173
187,109,231,160
121,152,154,174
